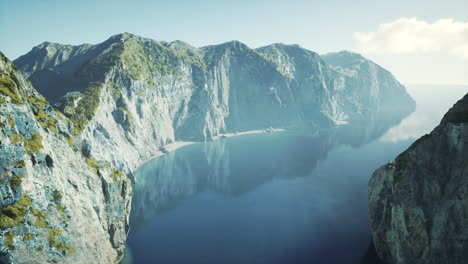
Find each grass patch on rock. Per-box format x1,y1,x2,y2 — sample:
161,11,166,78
48,229,75,256
28,96,59,132
24,133,43,154
85,157,100,175
14,160,25,167
5,231,15,250
7,115,15,127
0,74,22,105
55,204,69,223
52,190,62,201
110,169,126,183
0,196,32,228
8,176,22,187
9,132,22,144
31,208,48,228
23,233,33,240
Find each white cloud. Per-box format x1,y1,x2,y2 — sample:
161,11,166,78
354,18,468,59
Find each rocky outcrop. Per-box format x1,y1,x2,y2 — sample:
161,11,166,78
14,33,415,176
0,52,131,263
368,93,468,264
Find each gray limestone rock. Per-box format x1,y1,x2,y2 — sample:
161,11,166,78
0,52,131,264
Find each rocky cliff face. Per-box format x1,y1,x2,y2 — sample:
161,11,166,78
368,93,468,264
322,51,414,114
14,33,415,175
0,52,131,263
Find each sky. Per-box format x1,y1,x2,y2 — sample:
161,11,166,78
1,0,467,85
380,84,468,143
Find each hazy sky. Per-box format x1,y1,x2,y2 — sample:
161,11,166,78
1,0,467,84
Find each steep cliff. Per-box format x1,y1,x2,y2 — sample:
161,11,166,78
0,52,131,263
368,93,468,264
322,51,414,114
14,33,415,175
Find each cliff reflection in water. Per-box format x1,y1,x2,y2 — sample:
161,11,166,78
130,110,408,230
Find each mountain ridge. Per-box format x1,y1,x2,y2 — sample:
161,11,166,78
12,33,415,176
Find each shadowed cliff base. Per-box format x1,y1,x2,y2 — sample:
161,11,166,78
360,241,389,264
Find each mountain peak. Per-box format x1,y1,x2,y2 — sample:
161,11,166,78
107,32,138,43
255,43,322,78
28,42,74,57
99,33,144,48
321,50,366,67
202,40,251,52
256,43,320,61
221,40,248,47
324,50,364,58
200,40,256,67
260,43,302,49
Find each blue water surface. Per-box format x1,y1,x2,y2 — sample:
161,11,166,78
125,85,467,264
125,132,411,264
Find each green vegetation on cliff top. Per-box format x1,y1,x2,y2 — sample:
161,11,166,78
79,36,205,83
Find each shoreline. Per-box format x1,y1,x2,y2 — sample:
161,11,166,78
133,128,285,172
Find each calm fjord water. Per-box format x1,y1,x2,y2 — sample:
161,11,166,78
124,85,468,264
